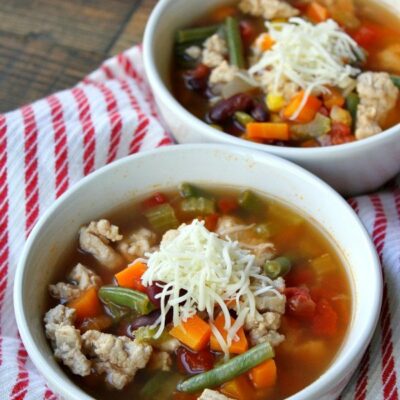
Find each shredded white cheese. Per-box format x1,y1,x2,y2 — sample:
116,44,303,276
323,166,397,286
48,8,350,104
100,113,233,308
141,220,279,356
249,18,364,118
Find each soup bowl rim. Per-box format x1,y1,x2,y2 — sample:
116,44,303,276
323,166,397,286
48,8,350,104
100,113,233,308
142,0,400,160
14,144,382,400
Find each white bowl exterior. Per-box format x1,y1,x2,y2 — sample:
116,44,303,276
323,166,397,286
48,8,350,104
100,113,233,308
143,0,400,196
14,145,381,400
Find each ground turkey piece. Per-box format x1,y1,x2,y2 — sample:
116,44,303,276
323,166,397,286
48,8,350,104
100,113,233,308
245,311,285,347
355,72,399,140
82,330,152,390
209,61,239,86
44,305,91,376
49,263,102,301
202,34,228,68
239,0,299,19
199,389,234,400
117,227,157,262
79,219,125,270
148,351,172,371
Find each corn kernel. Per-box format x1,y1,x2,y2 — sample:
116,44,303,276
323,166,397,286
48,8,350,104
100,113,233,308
266,93,286,112
330,105,352,126
270,113,283,123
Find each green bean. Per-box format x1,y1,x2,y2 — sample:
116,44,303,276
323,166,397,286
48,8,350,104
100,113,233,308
225,17,245,69
264,256,292,279
345,92,360,131
179,182,201,198
180,197,216,215
391,75,400,89
144,203,179,233
141,371,181,399
98,286,154,315
177,342,274,393
175,25,220,45
234,111,255,127
238,190,263,213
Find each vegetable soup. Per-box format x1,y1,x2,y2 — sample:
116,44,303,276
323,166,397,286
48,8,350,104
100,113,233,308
171,0,400,147
44,184,351,399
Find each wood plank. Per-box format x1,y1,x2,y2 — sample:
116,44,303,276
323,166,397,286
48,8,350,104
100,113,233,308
110,0,158,55
0,0,140,53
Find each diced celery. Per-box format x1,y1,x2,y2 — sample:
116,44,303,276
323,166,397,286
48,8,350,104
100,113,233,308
238,190,263,213
234,111,255,127
144,203,179,233
179,182,200,198
180,197,216,215
291,113,331,139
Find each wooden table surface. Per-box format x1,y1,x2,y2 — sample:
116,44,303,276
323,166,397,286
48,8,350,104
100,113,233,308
0,0,157,113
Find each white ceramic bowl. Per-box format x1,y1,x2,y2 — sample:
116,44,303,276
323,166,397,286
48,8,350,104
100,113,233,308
14,144,381,400
143,0,400,196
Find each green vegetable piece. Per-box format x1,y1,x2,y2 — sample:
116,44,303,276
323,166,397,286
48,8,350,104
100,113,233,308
290,113,331,139
264,256,292,279
141,371,182,399
103,301,130,322
134,326,172,345
238,190,263,213
179,182,201,198
390,75,400,88
175,25,220,45
177,342,274,393
181,197,216,215
98,286,154,316
144,203,179,233
345,92,360,130
234,111,255,127
225,17,245,69
210,124,223,131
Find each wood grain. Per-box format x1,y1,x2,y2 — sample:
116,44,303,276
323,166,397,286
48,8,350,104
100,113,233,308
0,0,157,112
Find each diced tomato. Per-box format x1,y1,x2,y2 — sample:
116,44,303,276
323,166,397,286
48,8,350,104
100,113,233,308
285,267,315,287
177,346,215,375
285,287,316,320
142,192,167,209
312,299,338,336
218,197,239,214
330,122,355,145
204,213,219,231
351,23,384,49
240,20,256,45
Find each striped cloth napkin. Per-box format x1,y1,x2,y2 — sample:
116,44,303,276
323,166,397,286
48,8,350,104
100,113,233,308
0,46,398,400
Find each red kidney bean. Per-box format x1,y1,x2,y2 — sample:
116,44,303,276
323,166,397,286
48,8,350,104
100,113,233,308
251,103,269,122
240,20,256,45
146,281,165,308
127,309,161,336
209,93,254,123
184,64,210,92
177,346,215,375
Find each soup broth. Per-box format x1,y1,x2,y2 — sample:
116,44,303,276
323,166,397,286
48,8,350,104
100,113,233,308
44,185,351,399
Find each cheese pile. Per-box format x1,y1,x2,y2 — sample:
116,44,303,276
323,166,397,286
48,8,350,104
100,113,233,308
141,219,280,355
249,18,364,116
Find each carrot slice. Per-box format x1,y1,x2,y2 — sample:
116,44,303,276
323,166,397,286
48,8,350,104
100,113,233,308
114,261,147,292
246,122,289,141
249,359,277,389
323,87,345,109
169,315,211,351
283,91,321,123
210,313,248,354
306,2,329,23
259,34,275,51
221,375,254,400
68,287,102,321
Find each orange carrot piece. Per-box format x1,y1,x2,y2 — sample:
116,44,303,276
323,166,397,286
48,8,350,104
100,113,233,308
323,88,345,109
249,359,277,389
260,34,275,51
210,313,248,354
114,261,147,292
221,375,254,400
68,287,102,321
306,2,329,23
246,123,289,141
169,315,211,351
283,91,322,123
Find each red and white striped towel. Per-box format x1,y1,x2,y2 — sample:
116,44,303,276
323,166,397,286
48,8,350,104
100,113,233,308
0,46,399,400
